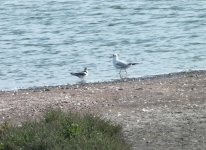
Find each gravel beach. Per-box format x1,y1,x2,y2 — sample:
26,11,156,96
1,70,206,150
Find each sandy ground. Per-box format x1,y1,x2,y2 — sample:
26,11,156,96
1,70,206,150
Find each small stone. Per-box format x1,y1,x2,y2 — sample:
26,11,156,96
135,88,143,90
117,112,121,116
44,88,50,92
62,100,68,103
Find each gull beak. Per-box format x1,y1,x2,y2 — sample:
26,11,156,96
110,54,115,58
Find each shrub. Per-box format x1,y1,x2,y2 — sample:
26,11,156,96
0,109,130,150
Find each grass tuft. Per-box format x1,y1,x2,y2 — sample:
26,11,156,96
0,109,130,150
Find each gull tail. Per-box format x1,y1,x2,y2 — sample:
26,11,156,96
129,63,139,66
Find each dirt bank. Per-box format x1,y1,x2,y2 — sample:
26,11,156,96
1,70,206,150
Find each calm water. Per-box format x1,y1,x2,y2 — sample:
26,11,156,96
0,0,206,90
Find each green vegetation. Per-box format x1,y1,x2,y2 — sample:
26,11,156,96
0,109,130,150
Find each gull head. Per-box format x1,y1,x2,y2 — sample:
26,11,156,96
84,67,88,72
112,54,118,59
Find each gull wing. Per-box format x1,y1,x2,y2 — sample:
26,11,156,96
115,60,128,68
71,72,86,76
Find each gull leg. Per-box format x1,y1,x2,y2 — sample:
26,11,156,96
79,78,86,84
119,69,123,79
120,69,127,79
124,69,127,77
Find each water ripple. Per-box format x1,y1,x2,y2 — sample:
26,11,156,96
0,0,206,90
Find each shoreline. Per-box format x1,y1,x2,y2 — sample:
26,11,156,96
2,69,206,93
1,70,206,149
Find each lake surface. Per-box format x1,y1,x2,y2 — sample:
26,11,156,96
0,0,206,90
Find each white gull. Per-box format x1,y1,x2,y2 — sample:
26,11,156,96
112,54,139,78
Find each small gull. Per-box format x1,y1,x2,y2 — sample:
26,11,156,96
112,54,139,78
71,67,88,80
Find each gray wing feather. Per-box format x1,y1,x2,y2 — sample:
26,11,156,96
115,60,128,68
71,72,86,76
